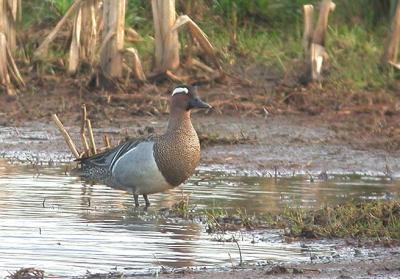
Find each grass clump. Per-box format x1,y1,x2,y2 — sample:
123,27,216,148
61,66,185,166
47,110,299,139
165,197,259,233
327,26,395,90
171,194,192,219
166,199,400,240
203,207,257,233
281,200,400,239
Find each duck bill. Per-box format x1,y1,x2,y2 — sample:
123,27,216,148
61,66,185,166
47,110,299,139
188,98,212,109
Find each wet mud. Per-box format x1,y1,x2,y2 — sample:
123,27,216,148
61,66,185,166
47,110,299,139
1,115,399,176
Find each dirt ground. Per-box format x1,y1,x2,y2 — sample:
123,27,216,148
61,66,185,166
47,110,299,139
2,113,400,177
133,255,400,279
2,72,400,153
9,246,399,279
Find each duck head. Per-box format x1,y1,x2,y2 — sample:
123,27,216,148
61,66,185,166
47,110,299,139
170,85,211,112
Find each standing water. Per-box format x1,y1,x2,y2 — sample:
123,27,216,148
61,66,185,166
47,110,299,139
0,160,399,277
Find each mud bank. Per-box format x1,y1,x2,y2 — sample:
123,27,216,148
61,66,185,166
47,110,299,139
1,115,399,176
132,254,400,279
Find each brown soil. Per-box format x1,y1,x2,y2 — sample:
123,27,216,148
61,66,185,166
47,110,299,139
10,254,400,279
2,67,400,175
2,67,400,154
144,255,400,279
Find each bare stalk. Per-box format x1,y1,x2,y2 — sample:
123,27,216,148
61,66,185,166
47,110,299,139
124,48,146,81
382,0,400,66
103,135,111,149
303,0,335,82
303,5,314,57
100,0,126,78
86,119,97,155
68,5,82,74
34,0,83,58
52,114,80,158
151,0,180,72
80,104,90,156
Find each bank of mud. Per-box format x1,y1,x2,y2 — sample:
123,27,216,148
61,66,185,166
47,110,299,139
134,254,400,279
1,115,400,177
10,245,399,279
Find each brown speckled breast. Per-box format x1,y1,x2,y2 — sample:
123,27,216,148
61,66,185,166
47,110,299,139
154,125,200,187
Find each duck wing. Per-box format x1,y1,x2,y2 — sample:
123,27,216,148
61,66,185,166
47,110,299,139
77,135,154,170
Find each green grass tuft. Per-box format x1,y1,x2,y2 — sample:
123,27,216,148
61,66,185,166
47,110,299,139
279,199,400,239
166,199,400,240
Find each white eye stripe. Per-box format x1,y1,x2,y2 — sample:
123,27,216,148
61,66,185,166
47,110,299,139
172,87,189,96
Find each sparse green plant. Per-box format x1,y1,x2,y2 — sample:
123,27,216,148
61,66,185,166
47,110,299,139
47,0,73,16
125,0,152,28
202,207,228,233
170,193,193,218
236,208,255,229
159,199,400,240
280,199,400,239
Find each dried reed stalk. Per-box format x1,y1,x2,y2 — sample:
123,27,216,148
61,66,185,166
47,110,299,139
303,5,314,57
17,0,21,20
80,104,90,156
34,0,83,58
6,42,24,87
0,0,23,95
68,6,82,74
172,15,220,70
165,70,188,83
0,0,19,52
0,32,24,95
303,0,335,81
312,0,335,46
124,47,146,81
98,30,114,58
103,135,111,149
100,0,125,78
151,0,180,72
52,114,80,158
382,0,400,67
190,58,215,73
80,0,99,64
310,43,326,79
0,32,13,95
68,0,99,74
125,27,141,43
86,119,97,155
389,60,400,70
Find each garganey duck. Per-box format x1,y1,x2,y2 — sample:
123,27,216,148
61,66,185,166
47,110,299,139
76,85,211,207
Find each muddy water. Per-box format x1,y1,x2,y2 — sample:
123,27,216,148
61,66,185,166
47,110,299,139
0,161,399,277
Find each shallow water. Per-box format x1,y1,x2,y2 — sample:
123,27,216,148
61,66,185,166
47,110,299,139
0,160,399,277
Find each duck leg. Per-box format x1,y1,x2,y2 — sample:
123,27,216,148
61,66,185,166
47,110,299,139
143,194,150,207
133,194,139,207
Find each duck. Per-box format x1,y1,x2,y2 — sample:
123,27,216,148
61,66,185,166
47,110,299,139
76,85,211,207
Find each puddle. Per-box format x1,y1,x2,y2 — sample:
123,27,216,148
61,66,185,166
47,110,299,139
0,161,399,277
